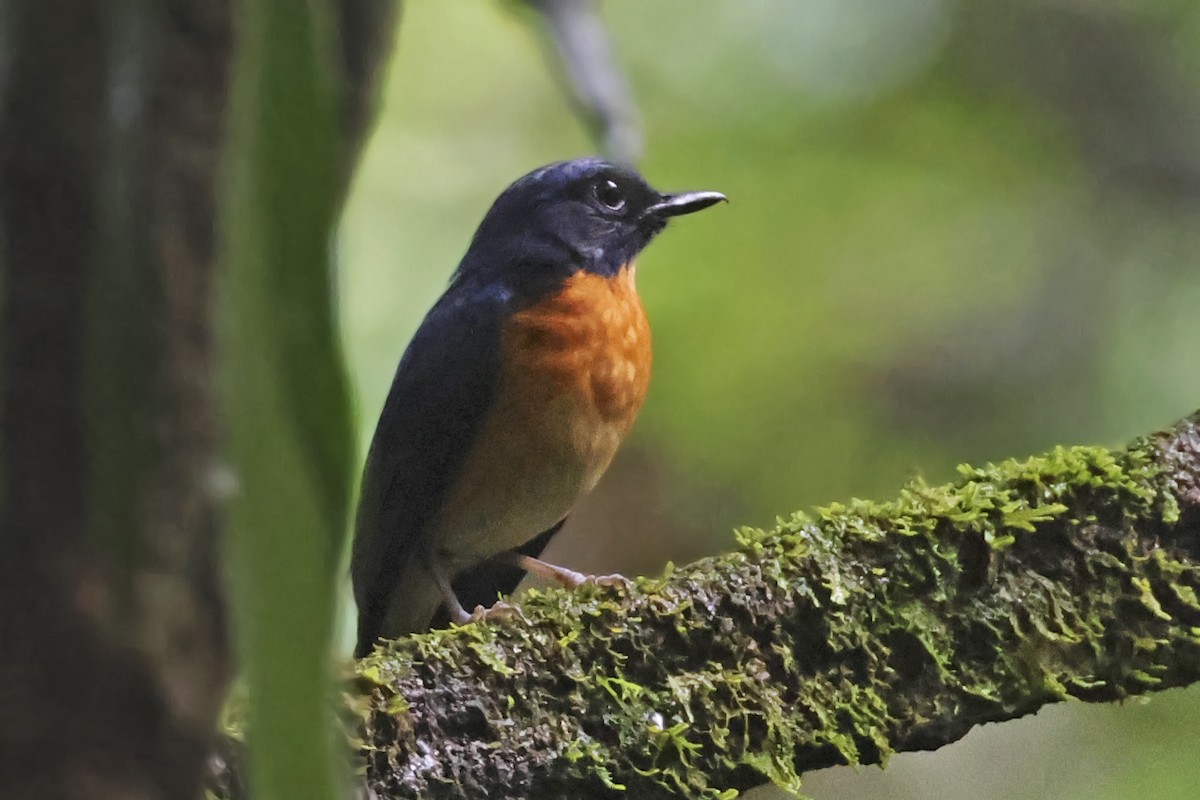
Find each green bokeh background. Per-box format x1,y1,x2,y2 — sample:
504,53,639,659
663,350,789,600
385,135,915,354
339,2,1200,797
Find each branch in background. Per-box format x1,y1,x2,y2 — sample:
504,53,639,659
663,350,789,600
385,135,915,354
207,413,1200,799
334,0,402,202
525,0,643,163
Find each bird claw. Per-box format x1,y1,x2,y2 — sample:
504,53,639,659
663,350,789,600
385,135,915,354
468,600,522,624
583,572,632,590
550,570,632,592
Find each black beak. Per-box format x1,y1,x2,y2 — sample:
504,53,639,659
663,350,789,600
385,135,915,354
644,190,727,219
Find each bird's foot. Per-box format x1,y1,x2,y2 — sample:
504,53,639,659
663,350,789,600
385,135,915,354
545,568,632,593
582,573,632,591
467,600,523,624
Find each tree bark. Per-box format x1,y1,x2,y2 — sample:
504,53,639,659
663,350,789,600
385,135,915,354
208,412,1200,800
0,2,395,798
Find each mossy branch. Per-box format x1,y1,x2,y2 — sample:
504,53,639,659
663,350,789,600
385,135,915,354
212,413,1200,800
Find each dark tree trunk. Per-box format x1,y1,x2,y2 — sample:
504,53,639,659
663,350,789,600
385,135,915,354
0,3,233,797
0,2,396,798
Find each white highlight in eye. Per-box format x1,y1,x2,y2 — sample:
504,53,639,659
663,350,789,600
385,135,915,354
594,177,626,212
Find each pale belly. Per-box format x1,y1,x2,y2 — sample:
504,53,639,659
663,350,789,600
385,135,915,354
378,386,630,636
429,388,626,565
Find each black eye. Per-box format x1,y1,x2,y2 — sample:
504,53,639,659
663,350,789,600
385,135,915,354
593,178,626,212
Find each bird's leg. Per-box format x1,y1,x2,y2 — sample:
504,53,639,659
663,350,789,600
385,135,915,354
502,553,629,590
428,554,472,624
430,551,522,624
508,553,587,588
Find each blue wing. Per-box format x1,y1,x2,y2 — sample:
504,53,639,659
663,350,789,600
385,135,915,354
351,275,511,656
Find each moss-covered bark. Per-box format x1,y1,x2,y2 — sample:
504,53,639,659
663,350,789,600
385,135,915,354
212,413,1200,800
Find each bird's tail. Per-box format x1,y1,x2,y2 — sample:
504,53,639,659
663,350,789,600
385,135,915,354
353,561,446,658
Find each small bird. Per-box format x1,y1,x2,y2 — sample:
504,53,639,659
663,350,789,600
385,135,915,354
352,158,724,657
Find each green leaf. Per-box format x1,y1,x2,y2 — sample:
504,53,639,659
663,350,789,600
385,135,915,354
220,0,354,799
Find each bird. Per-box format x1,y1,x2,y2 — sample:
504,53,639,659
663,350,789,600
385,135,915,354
351,157,725,657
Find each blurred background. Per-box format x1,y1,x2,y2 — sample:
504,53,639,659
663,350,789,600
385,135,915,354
338,2,1200,798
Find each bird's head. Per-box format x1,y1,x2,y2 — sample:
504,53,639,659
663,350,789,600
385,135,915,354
456,158,725,297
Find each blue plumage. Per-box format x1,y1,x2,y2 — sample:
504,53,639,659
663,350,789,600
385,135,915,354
351,276,511,656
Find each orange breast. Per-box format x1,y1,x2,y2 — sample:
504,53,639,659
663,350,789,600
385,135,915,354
505,265,652,428
429,265,652,560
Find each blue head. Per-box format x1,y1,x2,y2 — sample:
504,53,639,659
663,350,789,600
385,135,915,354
455,158,724,299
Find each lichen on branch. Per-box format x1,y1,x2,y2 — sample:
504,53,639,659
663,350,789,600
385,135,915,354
211,413,1200,800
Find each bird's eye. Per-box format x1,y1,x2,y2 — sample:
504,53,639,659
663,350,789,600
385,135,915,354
594,178,626,212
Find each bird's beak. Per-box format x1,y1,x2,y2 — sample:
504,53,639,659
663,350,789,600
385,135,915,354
644,190,727,219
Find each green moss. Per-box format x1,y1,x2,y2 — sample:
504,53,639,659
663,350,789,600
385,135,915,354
327,420,1199,800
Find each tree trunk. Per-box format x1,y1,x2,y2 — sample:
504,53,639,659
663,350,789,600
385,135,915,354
0,2,395,797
